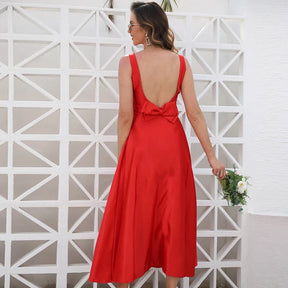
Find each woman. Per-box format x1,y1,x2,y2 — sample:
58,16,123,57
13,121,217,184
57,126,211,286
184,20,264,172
89,2,225,288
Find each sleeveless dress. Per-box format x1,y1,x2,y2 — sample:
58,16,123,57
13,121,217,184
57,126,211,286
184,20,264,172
89,52,198,283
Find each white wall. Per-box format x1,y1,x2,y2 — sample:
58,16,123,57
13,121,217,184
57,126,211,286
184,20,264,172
229,1,288,287
230,0,288,216
242,213,288,288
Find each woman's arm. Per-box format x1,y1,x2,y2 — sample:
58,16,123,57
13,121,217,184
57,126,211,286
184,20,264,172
117,56,134,160
181,57,226,179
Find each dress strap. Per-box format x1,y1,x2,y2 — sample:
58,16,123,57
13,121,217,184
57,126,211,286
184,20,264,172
176,55,186,93
129,53,140,89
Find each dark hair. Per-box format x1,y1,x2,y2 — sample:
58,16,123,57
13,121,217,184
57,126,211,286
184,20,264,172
130,1,178,53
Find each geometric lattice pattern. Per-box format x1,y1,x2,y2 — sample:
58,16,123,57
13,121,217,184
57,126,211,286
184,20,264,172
0,3,244,288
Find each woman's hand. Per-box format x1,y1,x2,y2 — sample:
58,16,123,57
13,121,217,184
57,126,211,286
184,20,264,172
208,156,226,179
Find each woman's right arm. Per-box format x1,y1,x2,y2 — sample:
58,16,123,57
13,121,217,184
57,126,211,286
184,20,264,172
180,57,226,179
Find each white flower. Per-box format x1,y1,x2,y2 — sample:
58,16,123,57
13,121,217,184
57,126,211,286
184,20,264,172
237,181,247,194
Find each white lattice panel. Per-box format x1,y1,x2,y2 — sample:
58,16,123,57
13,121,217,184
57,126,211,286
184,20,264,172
0,3,244,288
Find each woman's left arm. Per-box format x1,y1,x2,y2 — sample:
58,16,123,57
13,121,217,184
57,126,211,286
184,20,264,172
117,56,134,159
181,58,226,179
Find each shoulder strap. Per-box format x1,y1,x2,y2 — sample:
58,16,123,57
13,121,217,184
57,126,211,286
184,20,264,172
176,55,186,92
128,53,139,89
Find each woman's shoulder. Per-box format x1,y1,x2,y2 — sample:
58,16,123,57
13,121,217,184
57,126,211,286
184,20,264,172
118,55,132,73
119,54,132,62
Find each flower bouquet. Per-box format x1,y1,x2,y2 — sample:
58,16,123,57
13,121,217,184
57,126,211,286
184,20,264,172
218,165,250,212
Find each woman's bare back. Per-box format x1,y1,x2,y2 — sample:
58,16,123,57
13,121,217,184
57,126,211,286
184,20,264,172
134,49,181,108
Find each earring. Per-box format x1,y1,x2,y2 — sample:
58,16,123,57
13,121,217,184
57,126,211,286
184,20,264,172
145,32,151,46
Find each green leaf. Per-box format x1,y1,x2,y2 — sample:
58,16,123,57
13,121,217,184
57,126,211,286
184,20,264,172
161,0,178,12
217,164,251,212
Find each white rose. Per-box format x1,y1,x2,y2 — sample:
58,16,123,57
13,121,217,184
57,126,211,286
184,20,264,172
237,181,247,194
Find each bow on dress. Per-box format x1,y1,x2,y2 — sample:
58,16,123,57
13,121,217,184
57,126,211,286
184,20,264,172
137,101,179,123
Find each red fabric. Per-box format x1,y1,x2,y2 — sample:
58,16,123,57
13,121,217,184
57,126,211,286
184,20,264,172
89,53,198,283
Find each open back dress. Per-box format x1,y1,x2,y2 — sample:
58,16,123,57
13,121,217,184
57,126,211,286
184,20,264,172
89,52,198,283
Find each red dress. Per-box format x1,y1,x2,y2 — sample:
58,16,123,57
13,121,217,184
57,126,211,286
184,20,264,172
89,52,198,283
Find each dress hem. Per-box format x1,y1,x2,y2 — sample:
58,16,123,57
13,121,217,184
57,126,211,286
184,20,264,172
88,263,197,284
